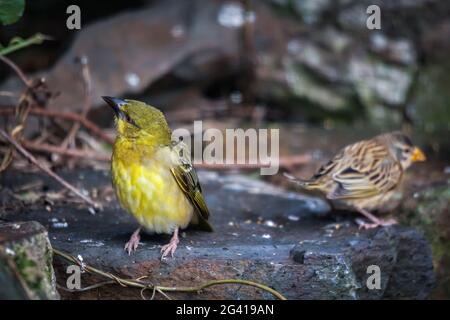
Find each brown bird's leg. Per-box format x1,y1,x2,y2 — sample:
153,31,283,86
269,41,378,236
161,227,179,259
356,208,397,229
124,227,141,255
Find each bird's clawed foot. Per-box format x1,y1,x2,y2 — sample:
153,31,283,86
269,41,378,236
124,227,141,255
379,218,398,226
356,217,398,230
161,228,179,260
356,207,397,230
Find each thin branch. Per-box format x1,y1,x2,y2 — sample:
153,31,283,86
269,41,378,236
0,56,36,172
195,154,311,170
9,138,310,170
155,287,173,300
61,56,92,149
0,128,100,209
0,91,19,97
17,141,309,170
0,107,114,144
22,140,110,161
0,55,32,87
157,279,287,300
53,248,287,300
56,281,115,293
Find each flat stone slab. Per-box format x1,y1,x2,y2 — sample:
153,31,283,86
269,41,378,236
0,169,435,299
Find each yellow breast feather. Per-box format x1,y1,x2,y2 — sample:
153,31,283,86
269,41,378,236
112,140,193,234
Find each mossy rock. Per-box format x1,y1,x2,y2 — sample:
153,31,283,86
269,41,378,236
413,61,450,134
0,221,59,300
400,181,450,298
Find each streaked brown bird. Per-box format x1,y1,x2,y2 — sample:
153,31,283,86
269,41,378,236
285,132,426,229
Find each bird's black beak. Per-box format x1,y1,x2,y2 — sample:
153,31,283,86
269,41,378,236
102,96,127,119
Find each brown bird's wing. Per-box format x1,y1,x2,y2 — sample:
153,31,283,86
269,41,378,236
295,148,346,191
328,141,403,200
170,141,213,232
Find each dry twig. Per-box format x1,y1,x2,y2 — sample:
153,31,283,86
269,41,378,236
195,154,311,170
0,107,114,144
53,248,287,300
0,55,57,172
60,56,93,149
0,128,100,209
0,55,32,87
23,140,110,161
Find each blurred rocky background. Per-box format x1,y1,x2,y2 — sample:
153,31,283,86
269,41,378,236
1,0,449,135
0,0,449,299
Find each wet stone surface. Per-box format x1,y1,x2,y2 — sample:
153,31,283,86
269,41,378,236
0,169,435,299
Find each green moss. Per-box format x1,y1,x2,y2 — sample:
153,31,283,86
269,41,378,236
414,60,450,134
44,246,54,284
13,247,43,292
401,181,450,298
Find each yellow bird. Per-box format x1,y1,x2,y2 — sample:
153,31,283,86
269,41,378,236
285,132,426,229
103,96,213,258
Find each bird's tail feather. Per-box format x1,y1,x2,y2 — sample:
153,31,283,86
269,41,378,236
283,172,320,190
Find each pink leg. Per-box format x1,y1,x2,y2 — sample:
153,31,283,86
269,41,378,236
356,208,397,230
124,227,141,255
160,228,179,259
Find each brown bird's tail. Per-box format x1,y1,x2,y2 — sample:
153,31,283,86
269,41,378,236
283,172,321,190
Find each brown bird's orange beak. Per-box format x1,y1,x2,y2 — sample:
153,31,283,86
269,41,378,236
411,147,426,162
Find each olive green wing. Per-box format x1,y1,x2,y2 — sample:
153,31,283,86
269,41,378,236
170,142,213,232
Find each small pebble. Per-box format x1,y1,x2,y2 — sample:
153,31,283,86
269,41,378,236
50,217,68,228
264,220,277,228
53,222,68,228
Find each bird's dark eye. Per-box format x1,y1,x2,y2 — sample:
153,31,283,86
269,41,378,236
123,113,140,129
404,147,412,153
